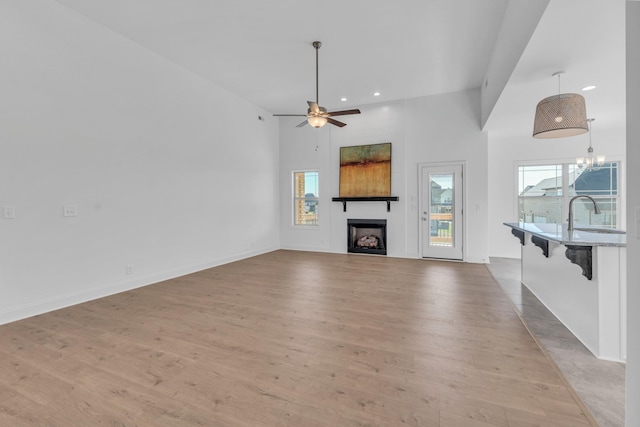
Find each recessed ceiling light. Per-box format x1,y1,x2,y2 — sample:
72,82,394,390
340,97,347,102
582,85,597,91
373,92,381,97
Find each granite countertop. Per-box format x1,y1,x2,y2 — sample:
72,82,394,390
504,222,627,247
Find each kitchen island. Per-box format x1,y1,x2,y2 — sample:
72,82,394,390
504,222,627,362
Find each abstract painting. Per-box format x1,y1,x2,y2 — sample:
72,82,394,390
339,142,391,197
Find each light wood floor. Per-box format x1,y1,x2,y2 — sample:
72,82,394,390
0,250,597,426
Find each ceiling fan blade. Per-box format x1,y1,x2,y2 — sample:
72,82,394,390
327,109,361,117
327,117,347,127
296,120,309,128
273,114,306,117
307,101,320,114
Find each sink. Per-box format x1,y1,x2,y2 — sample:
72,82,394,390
573,227,626,234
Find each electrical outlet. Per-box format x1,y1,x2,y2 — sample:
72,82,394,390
3,206,15,219
126,265,133,275
63,205,77,217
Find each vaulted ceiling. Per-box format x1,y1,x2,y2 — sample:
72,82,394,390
53,0,626,137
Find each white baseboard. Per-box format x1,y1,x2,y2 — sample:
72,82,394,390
0,245,279,326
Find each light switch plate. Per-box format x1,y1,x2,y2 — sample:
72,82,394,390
3,206,15,219
63,205,77,217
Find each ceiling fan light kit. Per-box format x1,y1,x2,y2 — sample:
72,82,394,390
532,71,588,139
273,41,361,128
308,115,328,128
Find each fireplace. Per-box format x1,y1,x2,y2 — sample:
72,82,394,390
347,219,387,255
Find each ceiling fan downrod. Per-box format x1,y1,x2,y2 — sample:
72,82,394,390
313,41,321,106
271,40,360,128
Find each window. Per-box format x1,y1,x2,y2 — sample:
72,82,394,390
293,171,319,226
518,162,620,228
518,165,564,224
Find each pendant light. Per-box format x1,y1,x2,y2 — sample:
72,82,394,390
533,72,588,139
576,118,605,169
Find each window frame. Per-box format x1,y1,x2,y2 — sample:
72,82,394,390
292,170,320,227
514,159,623,229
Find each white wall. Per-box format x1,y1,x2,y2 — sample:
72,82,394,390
279,90,489,263
626,2,640,424
405,91,489,263
0,1,280,324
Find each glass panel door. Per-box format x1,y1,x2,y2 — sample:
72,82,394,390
421,163,463,260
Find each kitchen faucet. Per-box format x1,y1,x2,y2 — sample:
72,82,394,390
567,195,601,231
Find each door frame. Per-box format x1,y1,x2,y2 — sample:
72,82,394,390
418,161,466,261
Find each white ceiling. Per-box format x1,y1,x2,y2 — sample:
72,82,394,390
486,0,627,138
53,0,626,135
53,0,508,113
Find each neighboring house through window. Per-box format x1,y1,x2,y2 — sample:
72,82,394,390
293,170,319,226
518,162,620,228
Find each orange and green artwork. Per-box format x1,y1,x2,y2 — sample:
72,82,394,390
339,143,391,197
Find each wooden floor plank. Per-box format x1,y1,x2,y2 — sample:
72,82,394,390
0,250,595,426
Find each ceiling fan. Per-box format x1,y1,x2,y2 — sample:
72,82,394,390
273,41,361,128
